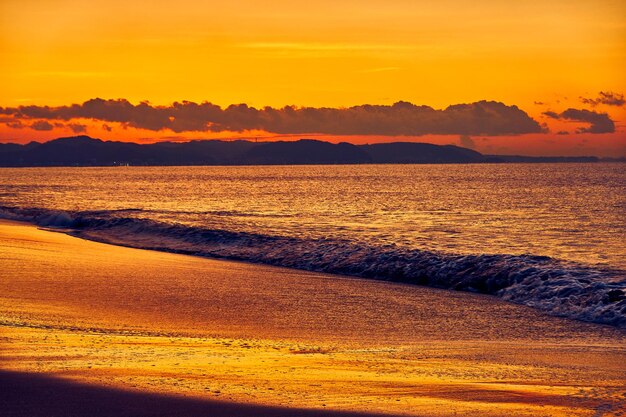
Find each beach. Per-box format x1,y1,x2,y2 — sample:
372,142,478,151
2,0,626,414
1,219,624,416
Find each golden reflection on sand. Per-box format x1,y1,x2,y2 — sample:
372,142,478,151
1,221,625,416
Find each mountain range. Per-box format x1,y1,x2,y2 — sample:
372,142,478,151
0,136,601,166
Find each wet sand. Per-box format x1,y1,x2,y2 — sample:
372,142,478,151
1,220,625,416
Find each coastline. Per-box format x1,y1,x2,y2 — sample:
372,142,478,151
2,204,624,329
0,135,612,167
1,219,625,416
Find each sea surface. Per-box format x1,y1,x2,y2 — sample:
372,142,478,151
0,163,624,327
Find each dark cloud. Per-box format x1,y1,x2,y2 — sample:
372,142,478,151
68,123,87,133
580,91,625,107
30,120,54,131
5,120,25,129
542,111,559,119
458,135,476,149
102,124,113,132
0,98,543,136
543,108,615,134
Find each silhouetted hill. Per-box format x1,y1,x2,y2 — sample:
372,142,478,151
237,140,371,164
0,136,604,166
0,136,256,166
362,142,484,163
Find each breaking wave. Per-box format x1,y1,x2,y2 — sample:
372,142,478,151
1,205,624,329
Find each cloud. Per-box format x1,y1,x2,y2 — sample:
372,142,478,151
542,111,559,119
30,120,54,131
458,135,476,149
14,120,87,133
359,67,402,73
67,123,87,133
543,108,615,133
580,91,625,107
0,98,543,136
6,121,25,129
240,42,416,52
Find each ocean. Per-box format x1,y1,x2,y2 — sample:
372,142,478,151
1,163,624,327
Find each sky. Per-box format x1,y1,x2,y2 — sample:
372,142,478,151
0,0,624,156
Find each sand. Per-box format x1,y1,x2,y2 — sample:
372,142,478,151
0,220,625,416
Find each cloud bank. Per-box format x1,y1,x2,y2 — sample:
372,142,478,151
543,108,615,134
0,98,543,136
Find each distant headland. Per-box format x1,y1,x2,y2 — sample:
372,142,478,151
0,136,611,167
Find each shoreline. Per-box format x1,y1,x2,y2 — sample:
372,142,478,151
2,206,624,330
3,161,624,168
1,220,625,416
0,135,615,167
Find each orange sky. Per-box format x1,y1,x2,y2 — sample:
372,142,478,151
0,0,624,156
